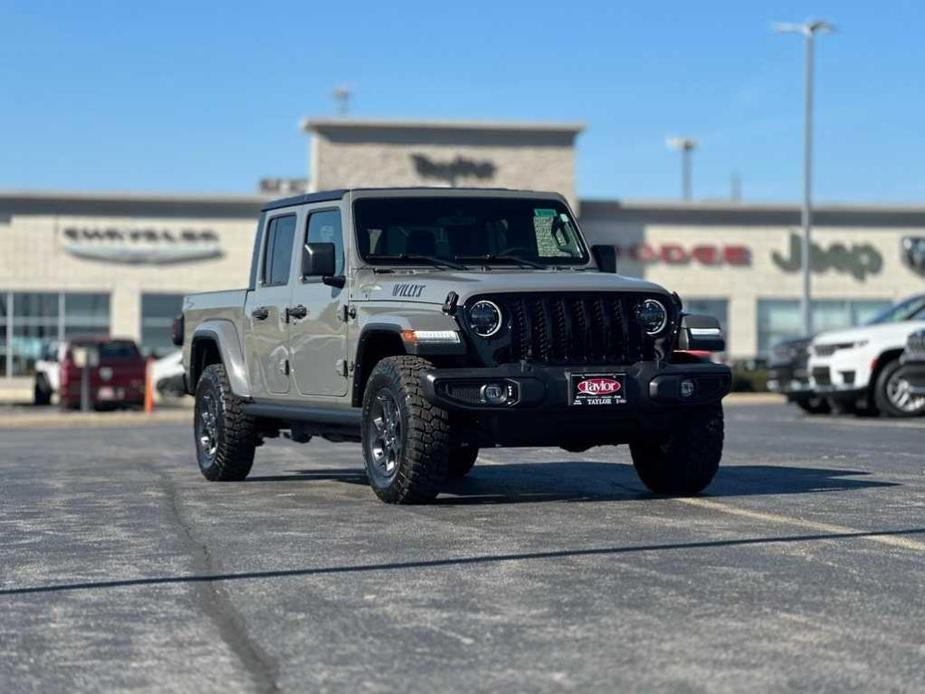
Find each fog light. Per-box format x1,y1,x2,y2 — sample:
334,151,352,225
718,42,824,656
480,383,508,405
680,379,695,398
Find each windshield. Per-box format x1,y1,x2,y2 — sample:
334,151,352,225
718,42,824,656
354,197,588,267
866,295,925,325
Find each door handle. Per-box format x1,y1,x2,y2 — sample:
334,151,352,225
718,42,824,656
285,304,308,321
251,306,269,321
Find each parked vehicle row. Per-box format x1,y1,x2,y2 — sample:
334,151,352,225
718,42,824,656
769,294,925,417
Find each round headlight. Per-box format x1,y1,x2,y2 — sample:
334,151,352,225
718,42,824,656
635,299,668,335
469,300,503,337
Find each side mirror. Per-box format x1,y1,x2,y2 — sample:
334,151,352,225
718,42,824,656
302,242,337,279
591,244,617,273
677,314,725,352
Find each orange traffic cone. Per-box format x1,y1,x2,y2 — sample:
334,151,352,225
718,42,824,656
144,357,154,413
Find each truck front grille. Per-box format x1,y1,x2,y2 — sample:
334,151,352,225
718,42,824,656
812,344,839,358
812,367,832,386
906,331,925,360
466,292,656,366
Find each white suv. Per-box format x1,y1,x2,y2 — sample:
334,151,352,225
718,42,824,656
807,295,925,416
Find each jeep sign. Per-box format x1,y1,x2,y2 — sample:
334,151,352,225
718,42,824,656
772,232,883,280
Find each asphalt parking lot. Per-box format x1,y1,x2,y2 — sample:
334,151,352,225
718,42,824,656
2,401,924,692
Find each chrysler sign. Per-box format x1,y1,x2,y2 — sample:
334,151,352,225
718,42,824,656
61,226,223,264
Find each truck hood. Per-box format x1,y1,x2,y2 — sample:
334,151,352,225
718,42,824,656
353,269,668,305
813,320,925,349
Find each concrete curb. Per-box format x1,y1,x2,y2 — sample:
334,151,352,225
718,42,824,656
0,408,192,429
724,392,787,405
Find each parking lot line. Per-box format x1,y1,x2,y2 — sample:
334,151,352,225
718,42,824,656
478,453,925,551
677,497,925,552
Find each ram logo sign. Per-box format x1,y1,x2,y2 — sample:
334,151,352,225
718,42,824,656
902,237,925,275
61,226,223,264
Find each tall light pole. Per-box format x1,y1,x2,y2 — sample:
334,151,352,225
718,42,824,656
774,19,834,336
332,85,352,116
666,137,698,201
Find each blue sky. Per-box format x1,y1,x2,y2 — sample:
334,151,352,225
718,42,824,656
1,1,923,203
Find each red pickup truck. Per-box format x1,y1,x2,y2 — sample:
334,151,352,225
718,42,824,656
58,337,147,410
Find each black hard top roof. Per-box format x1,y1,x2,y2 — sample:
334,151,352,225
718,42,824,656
261,189,348,212
259,187,555,212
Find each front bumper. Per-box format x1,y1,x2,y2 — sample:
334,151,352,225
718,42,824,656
421,361,731,412
60,385,145,406
767,364,814,398
808,346,874,394
420,361,730,448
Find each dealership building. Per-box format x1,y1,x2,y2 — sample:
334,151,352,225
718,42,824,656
2,117,925,386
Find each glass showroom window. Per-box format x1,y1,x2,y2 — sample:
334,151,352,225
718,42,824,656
0,293,7,376
852,300,893,325
64,294,110,338
684,298,729,346
3,292,110,377
141,294,184,357
11,292,59,377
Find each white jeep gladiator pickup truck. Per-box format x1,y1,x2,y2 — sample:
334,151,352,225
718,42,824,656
175,188,731,503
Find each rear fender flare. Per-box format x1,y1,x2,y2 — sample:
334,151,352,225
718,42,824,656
190,320,251,398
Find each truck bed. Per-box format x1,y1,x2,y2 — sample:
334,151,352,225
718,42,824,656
182,289,251,364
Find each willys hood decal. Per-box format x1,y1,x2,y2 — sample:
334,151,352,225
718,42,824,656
355,270,668,304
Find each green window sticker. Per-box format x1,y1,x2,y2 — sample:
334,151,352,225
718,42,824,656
534,208,557,218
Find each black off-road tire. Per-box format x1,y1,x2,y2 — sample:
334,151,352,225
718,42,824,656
34,375,52,406
447,446,479,478
796,396,831,415
194,363,257,481
361,356,451,504
874,358,925,418
630,403,724,495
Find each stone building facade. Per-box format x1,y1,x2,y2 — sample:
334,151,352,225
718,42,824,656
304,119,583,210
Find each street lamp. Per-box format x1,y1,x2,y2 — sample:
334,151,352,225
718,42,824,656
666,137,697,201
774,19,834,337
332,85,352,116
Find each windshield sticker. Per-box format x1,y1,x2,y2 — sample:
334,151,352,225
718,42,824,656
534,208,556,218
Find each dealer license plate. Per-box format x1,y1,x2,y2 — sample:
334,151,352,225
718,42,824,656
97,387,125,401
569,373,626,406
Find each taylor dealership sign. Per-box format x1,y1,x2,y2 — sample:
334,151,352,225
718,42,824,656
61,226,223,264
411,154,496,186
